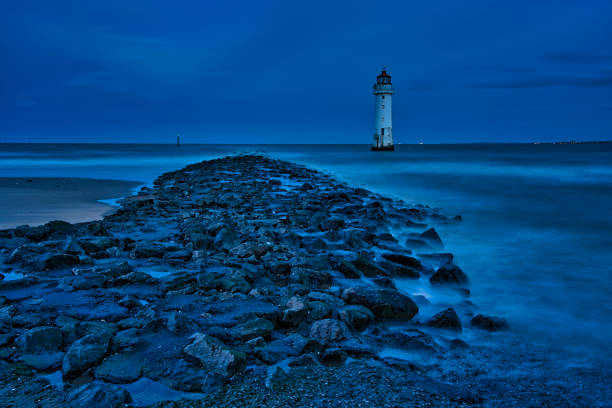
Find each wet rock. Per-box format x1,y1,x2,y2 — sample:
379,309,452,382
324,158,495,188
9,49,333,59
429,263,468,286
166,311,199,335
281,296,308,326
319,347,348,366
66,383,132,408
348,255,389,278
384,329,444,354
117,295,139,309
95,352,143,383
37,253,80,270
309,319,349,344
379,259,420,279
342,287,418,321
15,326,63,354
339,305,375,332
183,333,246,377
72,274,106,290
231,317,274,341
471,314,510,331
427,308,462,332
372,277,397,290
381,253,423,270
419,228,444,249
62,333,111,378
18,352,64,371
265,365,288,390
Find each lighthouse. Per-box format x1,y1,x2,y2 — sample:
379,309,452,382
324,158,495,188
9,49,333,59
372,68,395,151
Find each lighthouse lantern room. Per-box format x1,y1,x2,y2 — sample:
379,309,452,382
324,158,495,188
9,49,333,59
372,68,395,151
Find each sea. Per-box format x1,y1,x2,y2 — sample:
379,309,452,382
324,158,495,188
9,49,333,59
1,143,611,371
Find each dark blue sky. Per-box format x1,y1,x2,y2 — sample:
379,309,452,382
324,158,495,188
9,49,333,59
1,0,611,143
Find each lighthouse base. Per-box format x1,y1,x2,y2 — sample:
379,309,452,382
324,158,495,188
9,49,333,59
371,145,395,151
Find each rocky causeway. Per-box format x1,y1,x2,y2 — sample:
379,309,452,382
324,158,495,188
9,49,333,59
0,154,607,407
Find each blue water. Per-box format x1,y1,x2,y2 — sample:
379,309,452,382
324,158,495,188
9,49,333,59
1,143,611,367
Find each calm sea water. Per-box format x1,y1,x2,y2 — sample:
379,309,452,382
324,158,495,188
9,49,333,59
1,143,611,366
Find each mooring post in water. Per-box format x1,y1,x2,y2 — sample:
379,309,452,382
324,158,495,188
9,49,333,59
177,133,180,147
371,67,395,151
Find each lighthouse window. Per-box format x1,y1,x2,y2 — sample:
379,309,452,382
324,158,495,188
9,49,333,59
382,95,385,99
381,128,385,135
382,104,384,109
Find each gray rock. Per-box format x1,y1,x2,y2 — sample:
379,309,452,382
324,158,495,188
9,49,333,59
37,253,80,270
427,308,462,332
95,353,143,383
342,287,419,321
66,383,132,408
309,319,349,344
339,305,375,332
230,317,274,341
62,334,110,378
381,253,423,269
281,296,308,326
429,263,468,286
319,347,348,366
15,326,63,354
183,333,245,377
18,352,64,371
419,228,444,249
166,311,198,335
471,314,510,331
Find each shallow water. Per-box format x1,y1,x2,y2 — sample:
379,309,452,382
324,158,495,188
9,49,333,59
1,142,610,368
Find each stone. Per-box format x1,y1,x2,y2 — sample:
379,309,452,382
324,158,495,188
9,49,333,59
381,253,423,269
118,295,139,309
281,296,308,326
231,317,274,341
419,228,444,249
15,326,63,354
62,334,110,378
265,365,288,390
66,383,132,408
37,253,80,270
427,308,462,332
471,314,510,331
339,305,375,332
342,287,418,321
384,329,443,354
166,311,198,335
72,274,107,290
319,348,348,366
429,263,468,286
18,352,64,371
95,353,143,383
309,319,349,344
183,333,246,377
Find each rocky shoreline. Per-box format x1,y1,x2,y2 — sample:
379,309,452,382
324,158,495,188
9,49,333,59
1,154,599,407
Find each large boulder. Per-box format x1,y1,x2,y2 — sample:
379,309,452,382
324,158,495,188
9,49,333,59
183,334,245,377
429,263,468,286
426,308,462,332
341,287,418,321
381,253,423,270
309,319,349,344
15,326,63,354
419,228,444,249
66,383,132,408
471,314,510,331
94,353,143,383
37,253,80,270
281,296,308,326
62,334,110,378
339,305,375,332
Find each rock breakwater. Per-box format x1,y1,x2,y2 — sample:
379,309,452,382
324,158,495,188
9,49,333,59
0,154,514,407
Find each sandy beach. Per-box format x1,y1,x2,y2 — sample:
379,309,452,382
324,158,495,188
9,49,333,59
0,177,142,229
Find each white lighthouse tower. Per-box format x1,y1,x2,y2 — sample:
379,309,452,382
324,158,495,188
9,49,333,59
372,68,395,151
